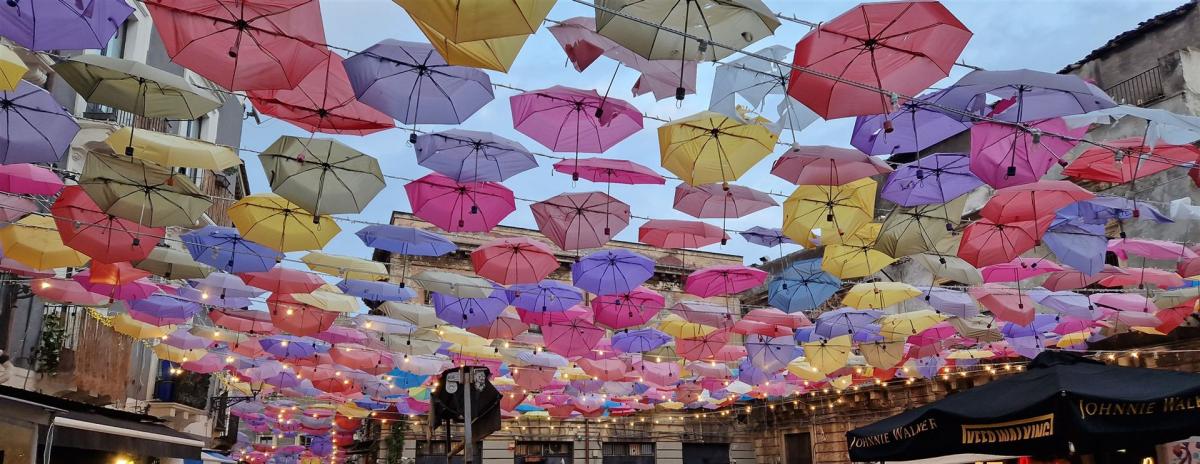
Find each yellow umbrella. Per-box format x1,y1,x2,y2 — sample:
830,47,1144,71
659,401,685,410
448,343,503,360
821,226,896,279
858,340,906,369
878,310,946,341
435,326,491,347
946,349,996,360
658,315,717,339
111,313,174,340
842,282,922,309
228,193,339,252
830,375,853,391
412,17,530,71
0,44,27,91
337,403,371,419
782,177,876,247
153,344,208,363
801,335,851,375
290,290,359,313
301,251,388,281
786,358,827,382
659,111,778,186
105,127,240,170
393,0,554,43
558,365,590,381
0,215,89,270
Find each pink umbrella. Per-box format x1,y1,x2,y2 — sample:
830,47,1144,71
548,17,697,102
676,329,731,361
1052,318,1103,336
671,300,733,327
0,163,63,195
686,361,731,379
969,118,1087,188
672,183,777,219
592,286,665,329
577,358,629,381
1091,293,1158,313
510,85,643,154
531,192,630,250
551,157,665,184
181,353,227,374
32,277,110,306
467,308,529,340
639,219,728,248
685,265,768,298
980,257,1064,283
631,360,679,387
73,269,158,301
512,365,557,390
1099,267,1184,289
1108,238,1199,261
980,180,1095,224
516,305,592,326
731,319,793,337
330,344,395,375
968,284,1035,326
313,326,369,345
542,317,605,358
404,173,516,233
0,195,35,222
470,237,559,285
1041,266,1128,291
770,145,893,186
743,308,811,328
908,322,958,346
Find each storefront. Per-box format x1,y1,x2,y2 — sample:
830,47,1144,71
514,441,573,464
600,442,654,464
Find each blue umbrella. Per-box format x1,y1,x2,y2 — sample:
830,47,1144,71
336,279,416,302
343,40,493,126
181,226,281,273
1043,219,1107,276
355,225,456,286
768,259,841,313
259,335,327,360
507,280,583,313
414,129,537,182
611,328,671,353
1058,197,1172,225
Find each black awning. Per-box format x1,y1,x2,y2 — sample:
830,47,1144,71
847,351,1200,462
51,412,204,460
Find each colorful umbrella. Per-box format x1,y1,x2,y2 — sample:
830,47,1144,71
672,183,776,219
782,177,877,247
301,251,387,281
542,318,604,358
0,215,88,270
1064,138,1200,184
969,284,1035,326
404,173,516,233
709,45,817,139
0,163,62,195
933,69,1116,122
240,267,325,294
611,328,671,354
1099,267,1184,289
0,45,23,91
548,16,698,101
842,282,922,310
268,295,339,336
878,310,945,341
134,246,214,280
0,81,79,164
739,227,794,248
508,281,584,313
1108,238,1199,261
874,195,967,258
52,55,222,119
471,237,559,285
551,157,665,185
981,180,1095,224
531,192,630,250
746,334,799,373
467,308,528,340
394,0,551,43
768,259,841,313
415,129,537,183
786,1,971,119
658,111,778,186
639,219,728,249
592,286,665,329
182,226,281,274
570,249,655,296
980,258,1064,283
880,153,983,207
336,280,415,302
770,145,893,186
0,195,33,223
407,11,531,73
851,89,975,156
247,51,393,136
685,265,767,298
969,118,1088,188
32,277,109,306
78,152,212,228
821,225,897,279
510,85,642,170
105,127,239,171
73,266,157,301
343,39,493,125
801,335,852,375
411,270,493,299
51,186,162,263
1043,220,1107,276
228,193,340,252
957,217,1052,268
814,308,881,338
130,294,202,325
593,0,779,62
260,136,386,217
1063,105,1200,147
1,0,133,50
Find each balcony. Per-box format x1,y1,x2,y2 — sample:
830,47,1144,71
1104,66,1166,107
83,103,172,134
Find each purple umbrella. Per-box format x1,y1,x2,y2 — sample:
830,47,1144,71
260,335,327,360
736,358,781,386
739,226,794,248
611,328,670,353
181,226,281,274
745,334,798,373
0,81,80,165
507,281,583,313
176,286,251,309
572,249,655,296
129,294,202,321
355,225,457,256
814,308,882,338
931,69,1116,122
851,89,974,156
336,279,416,302
1043,220,1107,276
343,39,493,126
917,287,978,318
1058,197,1172,225
414,129,537,182
852,324,885,343
164,328,211,350
0,0,133,51
190,272,264,300
881,153,984,206
1007,334,1052,359
911,356,945,379
1029,288,1100,320
432,286,510,328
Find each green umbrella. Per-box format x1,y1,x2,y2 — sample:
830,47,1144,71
53,54,222,120
259,136,386,219
79,152,212,227
874,195,967,258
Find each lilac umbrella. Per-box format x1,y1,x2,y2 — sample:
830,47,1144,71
181,226,281,274
190,272,264,300
414,129,537,183
510,85,643,154
507,281,583,313
739,226,794,248
917,287,978,318
260,335,327,360
432,286,510,328
911,356,946,379
129,294,202,322
745,335,799,373
0,81,81,165
881,153,983,206
931,69,1117,122
0,0,134,51
176,287,251,308
343,39,493,126
1028,288,1100,320
814,308,882,338
355,225,457,256
1043,220,1107,276
1058,197,1172,225
336,279,416,302
164,328,211,350
851,89,975,156
571,249,655,296
611,328,670,353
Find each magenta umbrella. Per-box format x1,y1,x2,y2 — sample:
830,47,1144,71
673,183,777,219
969,118,1087,188
551,157,665,184
404,173,516,232
511,85,643,175
980,257,1064,283
0,164,64,195
685,265,768,298
592,286,665,329
638,219,728,248
531,192,630,251
1108,238,1199,261
542,317,605,358
770,145,893,186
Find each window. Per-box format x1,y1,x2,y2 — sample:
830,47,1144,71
179,117,204,140
177,166,203,185
416,440,448,456
299,435,313,447
257,435,274,445
102,22,128,58
602,443,654,456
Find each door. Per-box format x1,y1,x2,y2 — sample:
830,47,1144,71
784,433,813,464
682,443,729,464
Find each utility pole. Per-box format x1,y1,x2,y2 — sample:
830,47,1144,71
463,365,474,464
584,418,591,464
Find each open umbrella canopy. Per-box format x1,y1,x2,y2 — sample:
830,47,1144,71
551,157,665,185
852,90,976,157
685,265,768,298
0,215,89,270
782,177,877,247
404,173,516,233
53,54,222,119
134,246,214,280
344,39,493,125
0,81,80,165
548,16,698,101
1064,137,1200,184
659,111,778,186
881,153,984,206
593,0,779,62
106,127,240,170
182,226,281,274
875,195,967,258
228,193,340,252
531,192,631,250
639,219,728,249
78,152,212,228
240,266,325,294
771,145,893,186
672,183,776,219
247,51,394,136
355,225,457,257
0,0,133,51
51,186,162,263
969,118,1088,188
0,163,62,196
508,280,584,313
842,282,922,310
768,259,841,313
32,277,109,307
259,136,386,217
415,129,537,183
301,251,387,281
471,237,559,285
592,286,665,329
511,85,643,155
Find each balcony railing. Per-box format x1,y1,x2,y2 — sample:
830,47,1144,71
83,103,172,133
1103,66,1166,107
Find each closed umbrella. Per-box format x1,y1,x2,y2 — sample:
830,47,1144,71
404,173,516,233
260,136,385,218
228,193,340,252
0,215,88,270
571,249,655,296
53,55,221,119
78,152,212,228
51,186,162,263
531,192,631,251
247,51,393,136
182,226,281,274
659,111,778,186
415,129,537,183
343,39,493,126
471,237,559,285
0,81,79,165
782,177,877,247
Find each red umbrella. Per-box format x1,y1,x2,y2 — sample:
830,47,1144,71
672,183,777,219
592,286,665,329
405,173,516,233
145,0,330,91
957,217,1052,267
248,51,393,135
684,265,768,298
512,366,556,390
770,145,893,186
467,308,528,340
210,308,276,334
979,180,1095,223
531,192,630,251
787,1,972,119
1063,137,1200,184
639,219,728,248
269,294,339,336
329,344,395,375
239,266,325,294
542,317,604,358
51,186,163,263
1041,265,1127,291
969,284,1035,326
1099,267,1185,289
470,237,559,285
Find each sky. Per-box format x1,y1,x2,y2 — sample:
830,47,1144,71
237,0,1188,267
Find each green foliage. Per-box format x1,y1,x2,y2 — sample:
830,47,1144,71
386,418,410,464
35,311,66,374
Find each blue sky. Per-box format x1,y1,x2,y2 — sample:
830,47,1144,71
238,0,1187,267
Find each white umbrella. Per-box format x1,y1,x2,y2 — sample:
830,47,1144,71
593,0,780,62
411,270,494,299
1063,105,1200,147
709,45,817,137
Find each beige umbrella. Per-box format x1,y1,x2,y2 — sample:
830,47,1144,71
259,136,386,218
410,270,494,299
801,335,852,375
381,301,441,328
384,333,442,356
874,195,967,258
300,251,388,281
111,313,175,340
105,127,240,170
290,290,360,313
858,340,906,369
594,0,780,61
1152,287,1200,309
134,246,214,279
947,315,1003,342
78,152,212,227
52,54,222,119
878,310,945,341
786,358,827,382
153,344,207,363
909,234,984,285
